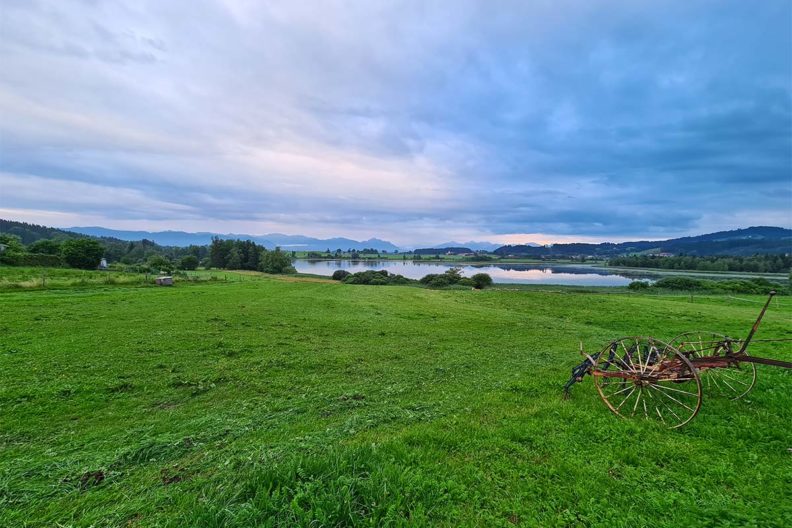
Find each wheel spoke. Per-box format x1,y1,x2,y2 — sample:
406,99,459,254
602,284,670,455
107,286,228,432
604,384,634,398
649,383,698,397
669,332,756,401
718,376,738,393
631,387,643,416
620,340,638,371
614,387,637,411
718,370,750,386
649,384,696,413
596,337,701,428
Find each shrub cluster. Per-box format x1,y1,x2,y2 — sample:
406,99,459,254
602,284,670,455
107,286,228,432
419,268,493,289
342,270,412,285
629,276,786,294
0,252,63,267
331,270,351,281
611,254,791,274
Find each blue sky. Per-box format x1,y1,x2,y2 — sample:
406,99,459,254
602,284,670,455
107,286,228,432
0,0,790,245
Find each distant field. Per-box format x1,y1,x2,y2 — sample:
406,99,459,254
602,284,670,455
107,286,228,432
0,266,263,291
1,273,791,526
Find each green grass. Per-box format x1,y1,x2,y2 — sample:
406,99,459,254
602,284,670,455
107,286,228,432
1,273,790,527
0,266,265,291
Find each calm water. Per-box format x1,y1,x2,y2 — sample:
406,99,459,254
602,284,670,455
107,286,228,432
294,260,656,286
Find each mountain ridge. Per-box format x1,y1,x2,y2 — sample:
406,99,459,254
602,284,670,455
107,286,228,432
66,227,400,252
2,220,790,257
494,226,792,257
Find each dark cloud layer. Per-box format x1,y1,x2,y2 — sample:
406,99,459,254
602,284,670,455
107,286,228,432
0,0,790,243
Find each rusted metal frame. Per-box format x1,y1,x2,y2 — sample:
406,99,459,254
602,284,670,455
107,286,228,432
734,356,792,369
592,369,691,381
737,290,776,354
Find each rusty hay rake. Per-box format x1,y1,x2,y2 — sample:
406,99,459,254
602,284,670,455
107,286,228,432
563,291,791,428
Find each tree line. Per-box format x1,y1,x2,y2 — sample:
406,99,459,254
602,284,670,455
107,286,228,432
608,254,791,274
208,237,294,273
0,231,295,274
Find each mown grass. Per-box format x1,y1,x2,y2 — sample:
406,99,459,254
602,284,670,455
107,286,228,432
1,273,790,527
0,266,268,291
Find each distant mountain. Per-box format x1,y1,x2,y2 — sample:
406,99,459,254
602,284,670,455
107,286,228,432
414,247,474,255
67,226,400,252
434,240,511,252
494,227,792,257
5,220,788,257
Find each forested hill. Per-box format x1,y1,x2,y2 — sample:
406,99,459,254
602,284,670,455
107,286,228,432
494,227,792,257
0,219,86,244
0,219,193,263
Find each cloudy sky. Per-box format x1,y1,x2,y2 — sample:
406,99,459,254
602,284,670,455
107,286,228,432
0,0,790,245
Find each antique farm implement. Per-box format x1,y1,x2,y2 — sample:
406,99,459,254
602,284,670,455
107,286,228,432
563,291,791,428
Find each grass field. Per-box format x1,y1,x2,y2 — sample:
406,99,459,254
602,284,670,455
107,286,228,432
1,271,790,527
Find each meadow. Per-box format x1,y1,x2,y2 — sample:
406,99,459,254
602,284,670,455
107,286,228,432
1,270,790,527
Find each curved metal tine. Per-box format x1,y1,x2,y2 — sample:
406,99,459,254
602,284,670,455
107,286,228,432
691,337,712,390
608,342,627,369
645,340,663,375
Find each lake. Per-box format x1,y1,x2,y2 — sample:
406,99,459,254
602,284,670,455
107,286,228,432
293,260,656,286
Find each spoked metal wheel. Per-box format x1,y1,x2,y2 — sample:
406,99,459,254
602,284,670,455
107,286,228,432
592,337,702,429
669,332,757,400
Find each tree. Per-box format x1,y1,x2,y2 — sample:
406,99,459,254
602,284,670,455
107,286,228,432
179,255,199,270
259,247,295,274
470,273,493,289
0,233,25,254
332,270,351,280
61,239,104,269
148,255,174,273
209,237,233,268
226,247,242,269
28,239,61,255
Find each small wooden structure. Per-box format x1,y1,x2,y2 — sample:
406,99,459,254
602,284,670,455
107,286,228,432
155,276,173,286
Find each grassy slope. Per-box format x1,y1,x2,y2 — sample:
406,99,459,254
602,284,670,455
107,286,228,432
1,276,790,527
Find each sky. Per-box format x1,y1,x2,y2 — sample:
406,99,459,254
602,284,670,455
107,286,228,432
0,0,790,246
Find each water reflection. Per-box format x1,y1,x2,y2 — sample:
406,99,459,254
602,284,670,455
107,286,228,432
293,260,655,286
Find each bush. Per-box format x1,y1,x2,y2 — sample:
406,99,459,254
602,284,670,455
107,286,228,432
332,270,351,281
27,239,61,255
342,270,412,286
419,268,465,288
148,255,175,274
470,273,493,289
61,239,104,270
419,274,450,288
652,276,705,291
628,280,650,290
649,275,785,295
179,255,199,270
0,252,63,267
